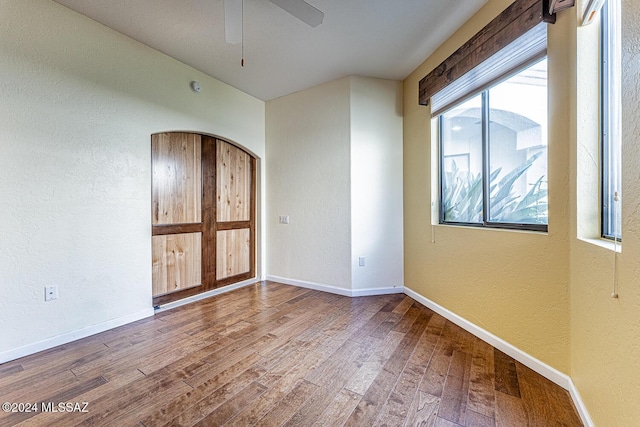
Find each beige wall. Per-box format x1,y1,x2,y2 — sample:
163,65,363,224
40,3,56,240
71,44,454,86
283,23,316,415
266,76,404,292
266,77,353,289
350,77,404,291
403,0,572,374
570,0,640,424
0,0,265,359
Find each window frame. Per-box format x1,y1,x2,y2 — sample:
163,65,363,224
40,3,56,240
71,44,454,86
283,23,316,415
437,59,549,233
601,0,622,241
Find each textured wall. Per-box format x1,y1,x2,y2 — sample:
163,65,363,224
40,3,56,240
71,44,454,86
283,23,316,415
266,78,352,289
266,76,404,292
403,0,571,373
0,0,265,358
350,77,404,291
570,0,640,424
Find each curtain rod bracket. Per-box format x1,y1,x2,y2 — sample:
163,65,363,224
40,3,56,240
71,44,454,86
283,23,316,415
543,0,557,23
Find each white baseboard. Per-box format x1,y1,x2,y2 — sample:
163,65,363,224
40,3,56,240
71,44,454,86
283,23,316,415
404,287,594,427
0,308,154,364
352,286,405,297
154,278,260,313
568,380,595,427
265,275,404,297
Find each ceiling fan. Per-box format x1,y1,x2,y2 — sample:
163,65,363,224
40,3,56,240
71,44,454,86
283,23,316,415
224,0,324,44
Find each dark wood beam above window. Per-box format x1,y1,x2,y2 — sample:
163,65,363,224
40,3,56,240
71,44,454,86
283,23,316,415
419,0,546,107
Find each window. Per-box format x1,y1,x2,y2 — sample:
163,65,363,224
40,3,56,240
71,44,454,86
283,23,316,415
439,59,548,231
601,0,622,240
419,1,549,232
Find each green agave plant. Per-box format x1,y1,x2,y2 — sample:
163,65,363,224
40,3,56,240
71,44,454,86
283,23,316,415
442,151,548,224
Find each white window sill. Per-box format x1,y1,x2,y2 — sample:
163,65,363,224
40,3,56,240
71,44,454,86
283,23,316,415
434,223,547,236
578,237,622,253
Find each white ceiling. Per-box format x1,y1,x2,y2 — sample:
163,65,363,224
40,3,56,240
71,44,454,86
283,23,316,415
53,0,488,101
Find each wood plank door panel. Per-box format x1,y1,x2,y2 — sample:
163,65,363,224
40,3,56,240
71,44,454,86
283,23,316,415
152,232,202,296
151,133,205,304
217,139,252,222
214,139,255,286
151,133,256,305
152,133,201,225
216,228,251,280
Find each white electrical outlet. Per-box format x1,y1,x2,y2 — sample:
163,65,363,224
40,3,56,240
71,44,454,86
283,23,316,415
358,257,365,267
45,285,58,301
279,215,290,224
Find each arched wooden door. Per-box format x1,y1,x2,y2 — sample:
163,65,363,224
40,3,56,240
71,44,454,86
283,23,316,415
151,133,256,306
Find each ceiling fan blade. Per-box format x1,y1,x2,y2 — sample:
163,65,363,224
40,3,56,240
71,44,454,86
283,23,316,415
224,0,242,44
269,0,324,27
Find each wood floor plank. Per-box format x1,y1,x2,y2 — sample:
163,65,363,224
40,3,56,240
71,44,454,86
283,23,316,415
0,369,78,402
493,349,520,398
305,339,364,385
438,350,472,425
442,322,477,355
320,302,386,345
72,372,193,426
0,342,109,392
465,410,495,426
199,296,334,371
344,306,429,426
516,362,582,426
295,300,363,343
379,294,408,313
17,368,146,427
283,339,375,427
0,282,582,427
230,299,383,425
69,326,198,378
435,416,464,426
374,362,425,426
0,376,106,425
392,295,416,315
393,305,427,334
258,283,315,308
408,332,439,369
448,350,473,380
0,363,24,377
186,351,262,391
228,303,384,426
255,379,318,426
467,340,496,419
494,390,527,427
421,338,455,398
159,366,267,427
194,380,269,427
370,312,403,339
425,313,447,336
404,391,440,427
344,330,405,395
375,310,439,425
17,340,113,373
348,310,395,344
285,312,396,426
313,388,362,427
226,338,332,426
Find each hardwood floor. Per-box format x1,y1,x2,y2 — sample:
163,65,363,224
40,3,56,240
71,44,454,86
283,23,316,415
0,282,582,426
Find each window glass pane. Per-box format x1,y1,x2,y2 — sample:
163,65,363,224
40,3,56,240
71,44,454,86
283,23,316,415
441,94,483,223
487,59,548,225
602,0,622,240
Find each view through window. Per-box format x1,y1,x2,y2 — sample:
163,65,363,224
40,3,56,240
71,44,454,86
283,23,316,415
440,59,548,231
